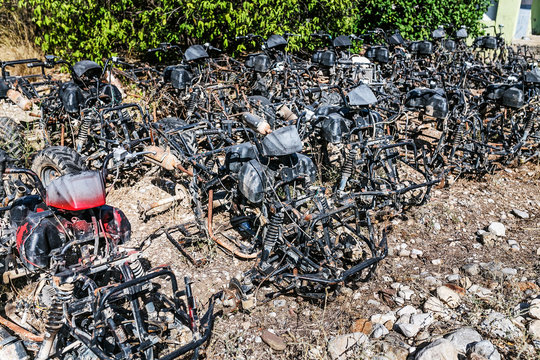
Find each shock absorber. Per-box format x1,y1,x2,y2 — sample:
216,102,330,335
186,89,199,117
130,258,145,278
260,211,284,266
36,282,73,360
521,115,534,142
76,115,92,152
338,148,357,192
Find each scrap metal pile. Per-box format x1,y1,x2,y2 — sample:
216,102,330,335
0,24,538,358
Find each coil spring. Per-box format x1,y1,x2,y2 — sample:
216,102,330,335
187,89,199,116
130,259,145,278
262,211,284,262
45,283,73,332
522,116,534,141
342,149,357,177
199,129,221,136
453,122,465,147
44,301,63,332
76,115,92,150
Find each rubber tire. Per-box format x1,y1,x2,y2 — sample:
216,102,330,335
31,146,86,187
0,117,26,161
156,117,197,156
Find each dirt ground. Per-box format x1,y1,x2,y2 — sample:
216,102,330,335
102,156,540,359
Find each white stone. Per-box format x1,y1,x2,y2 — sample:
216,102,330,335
432,259,442,265
488,222,506,237
424,297,449,318
528,320,540,340
468,340,501,360
512,209,529,219
411,249,423,257
327,332,369,360
397,305,418,317
444,327,483,354
436,286,461,308
399,288,415,301
370,323,389,339
480,311,524,341
528,300,540,320
395,322,421,338
414,338,459,360
370,312,396,325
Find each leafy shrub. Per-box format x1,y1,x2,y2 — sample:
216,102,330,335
6,0,490,62
354,0,492,40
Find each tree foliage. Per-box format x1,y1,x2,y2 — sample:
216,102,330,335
354,0,492,40
6,0,490,62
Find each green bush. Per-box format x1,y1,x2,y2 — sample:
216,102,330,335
8,0,490,62
354,0,492,40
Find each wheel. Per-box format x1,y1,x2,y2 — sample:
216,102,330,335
0,117,26,161
31,146,86,187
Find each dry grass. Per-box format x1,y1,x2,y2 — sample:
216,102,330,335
0,5,42,75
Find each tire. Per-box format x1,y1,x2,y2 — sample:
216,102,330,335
31,146,86,187
0,117,26,161
155,117,197,157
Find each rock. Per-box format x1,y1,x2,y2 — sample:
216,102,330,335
501,267,517,279
462,263,480,277
436,285,462,308
411,249,423,257
327,332,369,360
433,222,441,233
529,299,540,319
351,319,373,335
468,340,501,360
395,322,421,338
447,274,460,283
479,232,497,246
397,305,417,317
261,330,286,351
411,313,434,328
371,312,397,326
273,299,286,307
399,249,411,257
425,276,442,287
469,354,489,360
432,259,442,265
517,282,539,292
380,339,409,360
488,222,505,237
415,338,459,360
512,209,529,219
399,288,415,301
241,297,256,311
444,327,483,354
395,313,433,338
424,296,449,318
507,239,520,251
480,311,524,341
528,320,540,340
371,323,389,339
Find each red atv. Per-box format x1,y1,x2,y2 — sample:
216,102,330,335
0,148,218,360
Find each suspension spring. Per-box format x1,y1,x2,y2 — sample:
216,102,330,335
76,115,92,151
338,148,357,191
187,89,199,117
130,259,145,278
261,211,284,264
342,148,357,177
453,121,465,147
